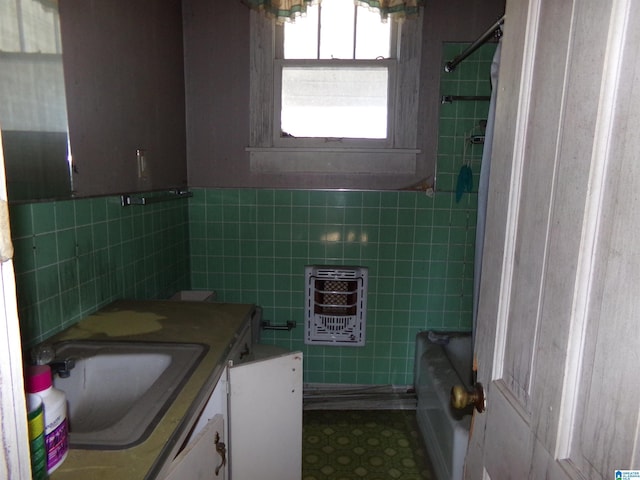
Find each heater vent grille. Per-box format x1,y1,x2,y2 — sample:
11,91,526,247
305,266,368,346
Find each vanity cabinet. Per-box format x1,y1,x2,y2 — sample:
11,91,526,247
163,321,303,480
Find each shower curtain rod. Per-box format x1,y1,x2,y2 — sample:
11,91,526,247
444,15,504,73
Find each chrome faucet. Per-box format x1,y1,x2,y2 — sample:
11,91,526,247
49,358,76,378
30,343,76,378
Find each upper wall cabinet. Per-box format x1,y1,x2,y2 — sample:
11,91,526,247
59,0,187,198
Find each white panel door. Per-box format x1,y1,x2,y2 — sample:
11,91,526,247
465,0,640,478
228,352,303,480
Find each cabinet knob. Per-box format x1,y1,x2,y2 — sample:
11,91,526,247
214,432,227,476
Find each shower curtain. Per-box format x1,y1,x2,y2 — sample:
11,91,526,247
472,41,502,346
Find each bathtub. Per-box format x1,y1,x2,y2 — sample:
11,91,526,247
414,331,473,480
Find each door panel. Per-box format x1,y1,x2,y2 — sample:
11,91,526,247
500,0,571,400
466,0,640,478
566,9,640,468
228,352,302,480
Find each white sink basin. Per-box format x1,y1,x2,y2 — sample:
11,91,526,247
52,341,207,449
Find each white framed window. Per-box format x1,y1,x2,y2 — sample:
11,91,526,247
248,2,422,175
275,1,395,146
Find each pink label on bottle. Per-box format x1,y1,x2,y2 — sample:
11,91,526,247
46,418,68,471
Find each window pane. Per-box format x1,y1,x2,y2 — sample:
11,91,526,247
283,5,319,59
318,0,354,59
283,1,390,60
1,0,61,53
355,6,391,59
281,66,388,139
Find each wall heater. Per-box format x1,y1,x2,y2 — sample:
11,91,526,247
304,266,368,346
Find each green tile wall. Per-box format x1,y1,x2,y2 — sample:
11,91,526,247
9,41,495,386
188,42,495,386
10,194,190,348
439,43,497,194
189,188,475,385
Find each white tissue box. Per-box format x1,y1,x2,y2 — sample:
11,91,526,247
170,290,216,302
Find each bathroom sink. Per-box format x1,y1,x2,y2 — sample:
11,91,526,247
52,340,207,450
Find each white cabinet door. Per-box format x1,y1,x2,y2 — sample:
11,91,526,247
165,414,226,480
228,352,302,480
465,0,640,478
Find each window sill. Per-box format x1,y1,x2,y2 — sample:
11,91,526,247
247,147,419,174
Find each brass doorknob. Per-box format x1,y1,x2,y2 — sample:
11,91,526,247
450,383,485,413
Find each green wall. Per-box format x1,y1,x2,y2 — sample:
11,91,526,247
189,187,477,385
10,194,190,347
9,42,495,385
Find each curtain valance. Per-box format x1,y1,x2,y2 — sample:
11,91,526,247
241,0,425,23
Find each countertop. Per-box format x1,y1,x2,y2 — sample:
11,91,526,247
49,299,254,480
